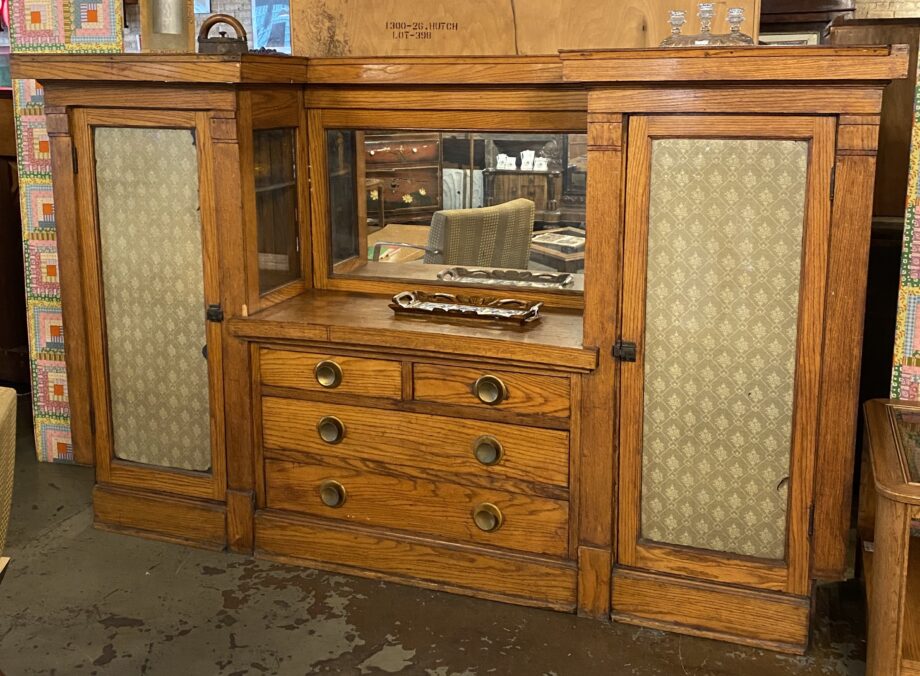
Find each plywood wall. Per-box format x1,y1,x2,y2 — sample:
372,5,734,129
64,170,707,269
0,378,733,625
293,0,761,57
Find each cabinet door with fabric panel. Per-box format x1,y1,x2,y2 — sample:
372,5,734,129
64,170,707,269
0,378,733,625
613,114,834,650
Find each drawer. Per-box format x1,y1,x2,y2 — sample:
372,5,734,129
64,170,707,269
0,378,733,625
265,459,569,558
413,364,570,418
260,348,401,399
261,397,569,490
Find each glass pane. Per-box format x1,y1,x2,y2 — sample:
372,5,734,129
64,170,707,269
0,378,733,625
94,127,212,472
327,130,586,293
892,406,920,484
640,138,809,560
254,127,301,294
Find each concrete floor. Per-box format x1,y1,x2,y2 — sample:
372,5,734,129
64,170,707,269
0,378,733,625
0,396,868,675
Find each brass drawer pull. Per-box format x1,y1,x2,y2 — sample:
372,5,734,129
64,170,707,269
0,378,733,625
473,436,503,466
472,502,503,532
314,360,343,388
473,375,507,405
319,480,347,508
317,416,346,444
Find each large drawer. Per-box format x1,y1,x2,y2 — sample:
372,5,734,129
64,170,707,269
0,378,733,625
413,364,570,419
260,348,401,399
261,397,569,490
265,459,569,558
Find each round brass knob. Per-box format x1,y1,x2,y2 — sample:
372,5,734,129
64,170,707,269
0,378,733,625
314,360,343,388
316,416,345,444
319,480,346,508
472,503,503,533
472,436,503,466
473,375,507,405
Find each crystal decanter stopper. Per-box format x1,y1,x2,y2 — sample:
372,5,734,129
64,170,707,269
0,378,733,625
659,10,687,47
697,2,714,40
727,7,755,44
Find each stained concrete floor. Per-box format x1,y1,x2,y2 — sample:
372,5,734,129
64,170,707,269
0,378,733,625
0,395,868,676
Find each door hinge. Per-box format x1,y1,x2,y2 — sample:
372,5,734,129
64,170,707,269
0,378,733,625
71,144,78,174
829,165,836,201
808,504,816,537
206,304,224,322
612,339,637,363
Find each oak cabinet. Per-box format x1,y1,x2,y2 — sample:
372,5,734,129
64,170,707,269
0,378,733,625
12,45,907,655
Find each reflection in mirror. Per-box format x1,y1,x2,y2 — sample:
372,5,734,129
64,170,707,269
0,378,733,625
326,130,587,293
254,128,301,294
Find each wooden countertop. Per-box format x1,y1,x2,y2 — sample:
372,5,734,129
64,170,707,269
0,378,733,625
229,290,595,371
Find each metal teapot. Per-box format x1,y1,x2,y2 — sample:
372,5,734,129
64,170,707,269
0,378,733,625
197,14,248,55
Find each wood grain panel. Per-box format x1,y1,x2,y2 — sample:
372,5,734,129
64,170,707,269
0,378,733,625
612,568,810,654
413,363,570,418
259,348,402,398
93,484,226,549
255,510,576,609
562,45,909,83
265,459,569,557
306,87,587,111
588,86,883,115
262,397,569,489
47,111,94,466
812,146,881,580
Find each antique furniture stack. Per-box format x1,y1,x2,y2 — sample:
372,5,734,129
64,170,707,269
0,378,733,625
12,44,907,654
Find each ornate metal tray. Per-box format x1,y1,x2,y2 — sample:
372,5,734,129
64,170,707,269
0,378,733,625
437,267,575,289
389,291,542,325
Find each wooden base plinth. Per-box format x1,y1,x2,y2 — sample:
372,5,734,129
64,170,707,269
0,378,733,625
611,568,811,654
93,484,227,550
255,509,576,611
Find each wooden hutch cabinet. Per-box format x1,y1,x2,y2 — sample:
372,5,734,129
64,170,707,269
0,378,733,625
12,45,907,654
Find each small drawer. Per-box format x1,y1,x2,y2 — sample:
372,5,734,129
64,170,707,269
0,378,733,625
261,397,569,489
260,348,401,399
265,459,569,558
413,364,569,418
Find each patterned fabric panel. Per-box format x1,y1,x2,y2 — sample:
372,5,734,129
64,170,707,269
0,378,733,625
95,127,212,472
640,138,809,561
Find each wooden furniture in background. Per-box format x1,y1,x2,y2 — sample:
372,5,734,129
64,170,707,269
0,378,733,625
760,0,855,37
861,400,920,676
828,18,920,218
11,45,907,655
292,0,760,56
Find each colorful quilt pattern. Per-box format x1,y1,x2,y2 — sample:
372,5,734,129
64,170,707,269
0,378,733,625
11,0,122,462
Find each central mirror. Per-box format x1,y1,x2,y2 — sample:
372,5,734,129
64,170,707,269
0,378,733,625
326,130,587,294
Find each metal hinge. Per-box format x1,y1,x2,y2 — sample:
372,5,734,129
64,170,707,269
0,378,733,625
612,339,637,363
71,145,78,174
808,505,815,537
829,165,836,201
206,304,224,322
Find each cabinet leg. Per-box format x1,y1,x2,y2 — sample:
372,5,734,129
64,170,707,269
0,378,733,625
226,489,255,553
577,545,611,620
866,497,911,676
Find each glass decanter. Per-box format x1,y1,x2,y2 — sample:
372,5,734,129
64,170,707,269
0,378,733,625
726,7,755,45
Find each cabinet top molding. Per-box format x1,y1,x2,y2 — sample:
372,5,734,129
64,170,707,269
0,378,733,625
12,45,908,87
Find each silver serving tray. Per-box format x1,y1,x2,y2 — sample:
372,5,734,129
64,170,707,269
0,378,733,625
437,267,575,289
389,291,542,326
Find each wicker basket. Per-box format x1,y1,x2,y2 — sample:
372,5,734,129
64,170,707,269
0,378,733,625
0,388,16,554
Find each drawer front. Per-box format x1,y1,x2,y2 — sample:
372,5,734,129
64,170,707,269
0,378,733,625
265,459,569,557
260,348,401,399
262,397,569,489
413,364,570,418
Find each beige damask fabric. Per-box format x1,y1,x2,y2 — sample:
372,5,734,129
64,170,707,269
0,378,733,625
640,138,808,560
95,127,212,472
